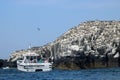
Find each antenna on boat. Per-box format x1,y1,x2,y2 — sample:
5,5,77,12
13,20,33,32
28,44,31,53
29,44,31,49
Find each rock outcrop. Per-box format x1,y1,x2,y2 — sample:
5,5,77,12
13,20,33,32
9,20,120,69
0,59,16,68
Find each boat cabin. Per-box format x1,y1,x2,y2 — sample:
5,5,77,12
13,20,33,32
19,52,49,64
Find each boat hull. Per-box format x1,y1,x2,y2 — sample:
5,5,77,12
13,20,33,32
17,62,52,72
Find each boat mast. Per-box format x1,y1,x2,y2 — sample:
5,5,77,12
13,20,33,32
28,44,31,53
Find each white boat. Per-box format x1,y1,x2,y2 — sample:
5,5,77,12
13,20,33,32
17,52,52,72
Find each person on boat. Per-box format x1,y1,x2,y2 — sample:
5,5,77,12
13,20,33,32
37,56,44,63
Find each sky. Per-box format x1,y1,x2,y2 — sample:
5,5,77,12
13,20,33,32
0,0,120,59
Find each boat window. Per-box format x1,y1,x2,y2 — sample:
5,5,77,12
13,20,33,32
30,56,37,63
37,56,44,63
26,56,29,59
37,56,41,61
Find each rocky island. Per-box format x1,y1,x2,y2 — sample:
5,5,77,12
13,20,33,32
8,20,120,69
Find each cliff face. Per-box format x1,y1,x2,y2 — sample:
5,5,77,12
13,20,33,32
9,20,120,69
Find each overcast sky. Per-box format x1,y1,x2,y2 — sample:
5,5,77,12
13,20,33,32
0,0,120,59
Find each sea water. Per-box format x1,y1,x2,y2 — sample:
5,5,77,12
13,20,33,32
0,68,120,80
